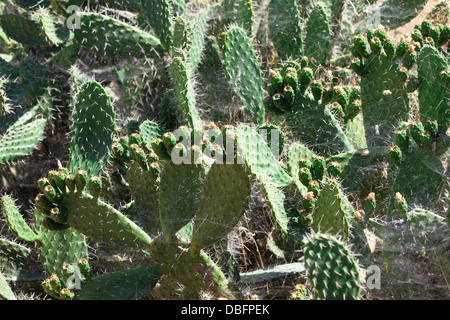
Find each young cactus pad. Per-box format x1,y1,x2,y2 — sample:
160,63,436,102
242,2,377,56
304,234,361,300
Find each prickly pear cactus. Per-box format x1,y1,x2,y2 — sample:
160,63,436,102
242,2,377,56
304,234,361,300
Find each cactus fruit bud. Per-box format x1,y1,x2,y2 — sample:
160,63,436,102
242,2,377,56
43,185,58,203
78,258,91,281
267,83,276,96
272,93,289,112
35,193,53,214
49,170,66,192
119,136,130,148
62,263,75,279
298,157,312,170
383,36,396,59
329,102,345,119
364,192,376,217
131,146,149,171
42,277,60,299
59,288,75,300
374,27,387,42
395,129,410,154
269,69,284,92
283,85,295,106
50,207,65,224
403,47,417,70
369,37,382,55
149,162,161,176
440,69,450,89
302,191,316,213
285,72,298,91
410,122,425,147
299,167,313,186
300,56,309,69
424,119,439,138
345,99,362,121
49,274,62,292
151,138,170,160
398,67,408,83
299,68,313,93
395,40,410,59
112,142,125,160
38,177,51,194
75,170,88,193
129,133,142,146
88,176,102,199
327,161,341,177
350,57,364,76
147,152,159,164
312,156,326,181
438,26,450,46
308,180,320,197
162,132,177,154
388,145,402,167
411,29,424,46
291,284,307,300
353,35,369,58
393,192,408,220
310,80,323,102
65,174,76,193
332,86,349,108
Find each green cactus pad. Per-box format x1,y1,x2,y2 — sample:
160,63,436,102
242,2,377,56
304,4,331,67
359,55,410,147
35,8,71,45
33,210,89,280
170,57,203,128
142,0,173,51
0,117,47,164
261,181,308,245
417,45,449,127
402,208,449,253
61,193,152,248
0,238,45,281
304,234,361,300
327,146,388,191
223,26,265,124
390,149,445,211
1,195,38,242
74,266,162,300
190,163,251,250
69,80,115,177
285,95,353,157
74,12,161,59
0,14,47,45
187,10,209,73
311,180,354,241
138,120,163,152
159,162,206,238
0,272,16,300
125,161,160,235
235,125,292,188
268,0,303,60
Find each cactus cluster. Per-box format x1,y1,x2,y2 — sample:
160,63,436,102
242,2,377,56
0,0,448,301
